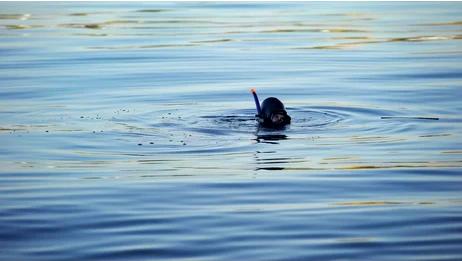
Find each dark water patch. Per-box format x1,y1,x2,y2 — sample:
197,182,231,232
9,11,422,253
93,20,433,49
191,38,233,44
255,134,287,142
73,33,109,37
332,36,374,40
0,13,30,20
296,35,462,50
420,21,462,26
234,28,369,35
320,28,368,33
419,133,450,138
442,150,462,154
135,9,169,13
143,19,230,25
389,35,462,42
197,114,257,132
381,116,439,121
60,23,104,29
321,12,374,20
298,44,355,50
4,24,28,29
68,13,89,16
60,20,140,30
391,71,462,80
339,163,462,170
103,20,141,25
335,201,405,207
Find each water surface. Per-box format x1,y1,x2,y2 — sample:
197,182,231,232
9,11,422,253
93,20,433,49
1,2,462,260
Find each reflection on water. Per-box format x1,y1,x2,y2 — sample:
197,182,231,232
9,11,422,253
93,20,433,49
1,2,462,261
255,134,288,143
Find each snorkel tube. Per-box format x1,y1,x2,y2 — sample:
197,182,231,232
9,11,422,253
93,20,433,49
250,88,262,116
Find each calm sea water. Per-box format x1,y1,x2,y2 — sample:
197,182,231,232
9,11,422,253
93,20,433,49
1,2,462,260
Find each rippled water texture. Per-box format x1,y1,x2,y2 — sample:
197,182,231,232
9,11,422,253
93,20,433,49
1,2,462,260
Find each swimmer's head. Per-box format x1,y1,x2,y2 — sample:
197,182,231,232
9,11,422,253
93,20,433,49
250,89,291,128
260,97,291,128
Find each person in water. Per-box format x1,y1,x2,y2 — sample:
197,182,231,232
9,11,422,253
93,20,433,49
250,88,291,128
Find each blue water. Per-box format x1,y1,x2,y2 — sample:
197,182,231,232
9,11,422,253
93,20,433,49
1,2,462,260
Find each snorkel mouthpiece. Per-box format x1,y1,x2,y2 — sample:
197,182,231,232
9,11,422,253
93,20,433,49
250,88,262,115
